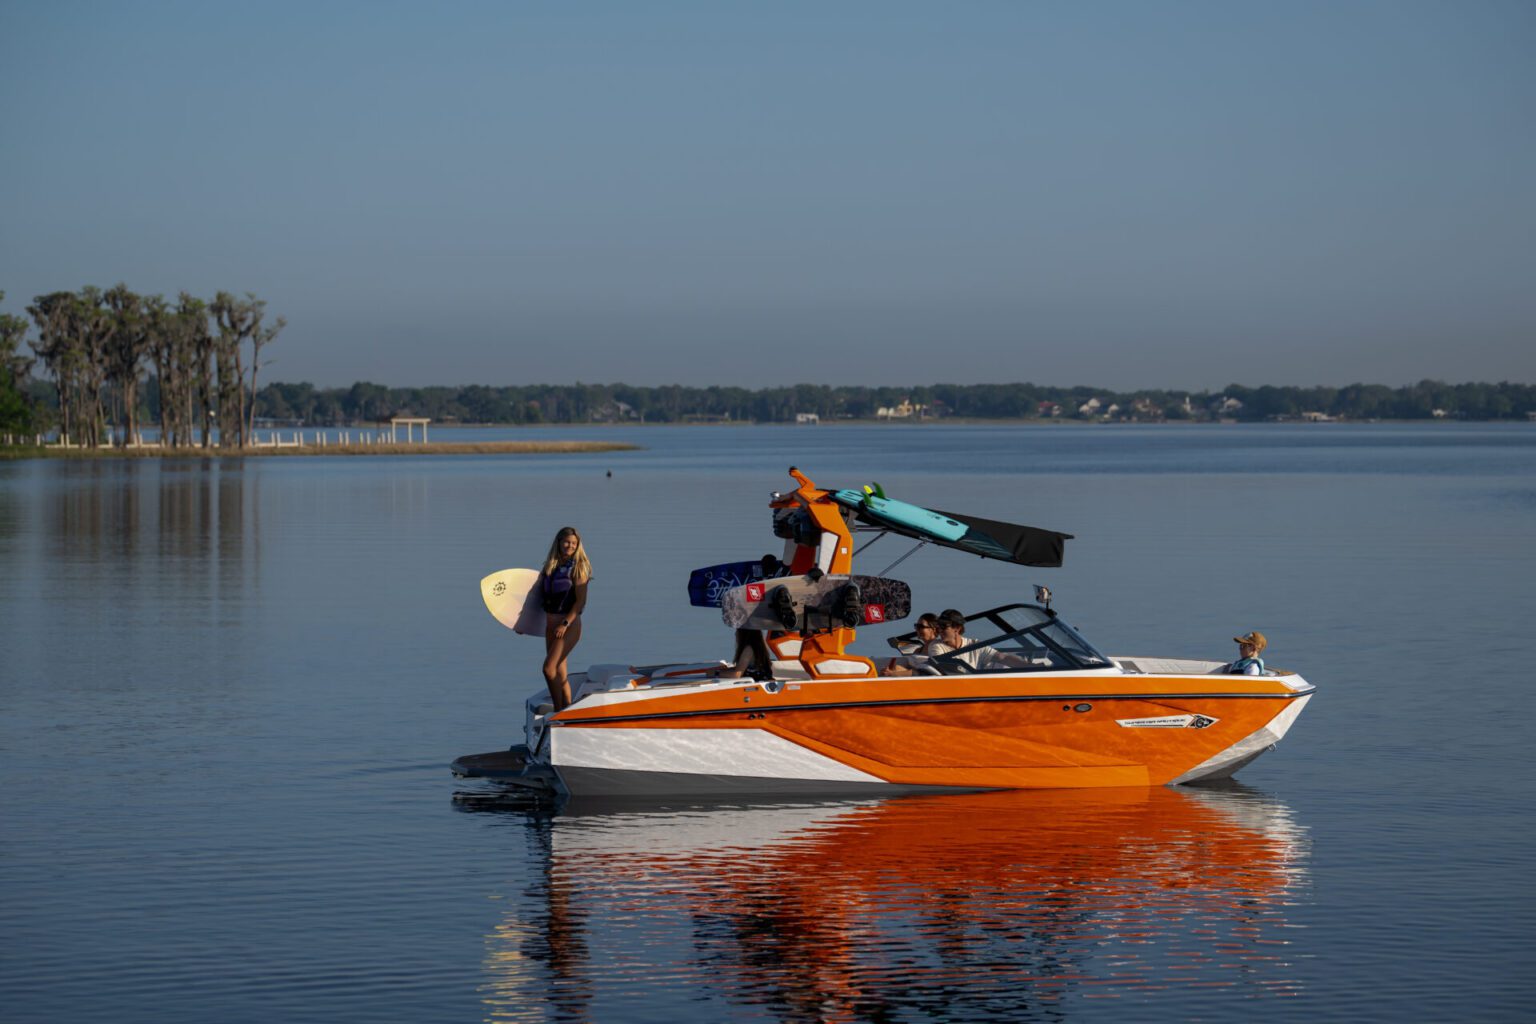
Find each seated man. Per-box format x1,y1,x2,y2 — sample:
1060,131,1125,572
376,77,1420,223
927,609,1028,672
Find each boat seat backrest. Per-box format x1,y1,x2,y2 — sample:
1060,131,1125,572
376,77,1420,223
769,660,810,681
574,662,652,699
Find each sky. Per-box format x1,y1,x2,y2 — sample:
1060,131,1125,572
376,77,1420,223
1,0,1532,391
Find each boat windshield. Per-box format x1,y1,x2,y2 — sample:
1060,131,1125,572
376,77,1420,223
925,604,1112,674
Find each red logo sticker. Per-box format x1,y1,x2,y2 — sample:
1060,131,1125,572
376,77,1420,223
745,583,765,603
863,604,886,624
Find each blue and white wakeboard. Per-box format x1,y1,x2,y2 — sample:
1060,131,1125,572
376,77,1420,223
831,485,968,542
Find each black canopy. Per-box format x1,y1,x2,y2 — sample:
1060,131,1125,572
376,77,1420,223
843,502,1073,567
932,508,1072,567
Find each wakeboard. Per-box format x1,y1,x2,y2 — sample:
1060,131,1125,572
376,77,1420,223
721,574,912,631
687,558,787,608
480,568,547,635
832,486,968,541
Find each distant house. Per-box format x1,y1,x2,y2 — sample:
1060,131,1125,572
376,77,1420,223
1301,411,1334,422
876,398,924,419
1037,401,1062,418
795,412,820,424
1212,396,1244,416
1077,397,1102,417
590,400,640,423
1130,398,1163,421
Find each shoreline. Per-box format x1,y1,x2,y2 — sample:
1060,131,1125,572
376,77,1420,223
0,440,641,460
329,416,1519,428
2,418,1522,460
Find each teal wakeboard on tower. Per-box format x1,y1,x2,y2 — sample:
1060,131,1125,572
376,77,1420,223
831,483,1073,566
831,484,968,541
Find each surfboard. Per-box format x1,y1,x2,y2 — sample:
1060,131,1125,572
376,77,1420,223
721,574,912,631
480,568,547,635
687,558,787,608
831,487,968,542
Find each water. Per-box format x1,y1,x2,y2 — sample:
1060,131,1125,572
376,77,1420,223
2,423,1533,1022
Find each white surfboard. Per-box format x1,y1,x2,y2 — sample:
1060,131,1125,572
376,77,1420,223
480,568,546,635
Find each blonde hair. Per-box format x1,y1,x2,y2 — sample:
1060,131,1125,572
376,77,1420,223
542,526,592,584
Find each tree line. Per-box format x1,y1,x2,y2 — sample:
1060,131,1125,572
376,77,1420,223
4,291,1533,437
0,286,283,446
248,379,1536,425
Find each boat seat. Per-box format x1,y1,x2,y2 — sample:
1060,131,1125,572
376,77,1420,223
767,635,802,659
578,664,638,696
634,661,732,686
585,663,633,685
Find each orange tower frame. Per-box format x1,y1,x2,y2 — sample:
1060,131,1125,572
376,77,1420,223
770,468,875,679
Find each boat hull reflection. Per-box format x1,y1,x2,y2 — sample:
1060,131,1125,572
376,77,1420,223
480,784,1310,1020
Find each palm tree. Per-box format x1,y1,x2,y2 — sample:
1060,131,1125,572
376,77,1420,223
27,290,83,444
104,283,150,445
0,291,35,434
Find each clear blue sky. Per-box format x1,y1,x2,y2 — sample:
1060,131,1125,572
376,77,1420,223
2,0,1532,391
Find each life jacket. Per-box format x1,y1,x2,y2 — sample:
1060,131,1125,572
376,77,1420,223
541,561,577,615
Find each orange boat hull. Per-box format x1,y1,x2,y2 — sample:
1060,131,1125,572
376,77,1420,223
545,672,1314,795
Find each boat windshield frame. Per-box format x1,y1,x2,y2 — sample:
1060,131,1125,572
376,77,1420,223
889,603,1113,675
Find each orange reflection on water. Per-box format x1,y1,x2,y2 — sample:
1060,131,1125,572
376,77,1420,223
482,784,1308,1021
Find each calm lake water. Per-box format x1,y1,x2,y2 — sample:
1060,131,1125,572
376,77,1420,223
2,423,1534,1022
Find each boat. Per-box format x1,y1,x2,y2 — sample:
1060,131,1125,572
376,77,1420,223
453,467,1315,798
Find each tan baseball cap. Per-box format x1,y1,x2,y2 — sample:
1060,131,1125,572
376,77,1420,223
1233,631,1267,652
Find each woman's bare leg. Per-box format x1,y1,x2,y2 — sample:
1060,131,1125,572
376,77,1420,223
543,619,582,709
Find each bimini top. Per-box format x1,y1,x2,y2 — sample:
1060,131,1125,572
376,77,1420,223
831,486,1073,567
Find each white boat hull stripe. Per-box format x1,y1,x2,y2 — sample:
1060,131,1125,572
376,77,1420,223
552,727,885,784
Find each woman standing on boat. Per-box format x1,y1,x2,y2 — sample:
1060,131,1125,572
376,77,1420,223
539,526,591,710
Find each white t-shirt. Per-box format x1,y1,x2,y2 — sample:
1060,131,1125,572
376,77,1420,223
929,638,1009,670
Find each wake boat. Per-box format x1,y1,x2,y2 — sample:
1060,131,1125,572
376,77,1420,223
454,468,1314,798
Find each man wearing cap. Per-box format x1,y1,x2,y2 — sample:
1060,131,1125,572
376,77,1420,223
929,609,1028,671
1228,632,1267,675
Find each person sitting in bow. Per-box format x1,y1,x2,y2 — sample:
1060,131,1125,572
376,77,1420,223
1228,631,1267,675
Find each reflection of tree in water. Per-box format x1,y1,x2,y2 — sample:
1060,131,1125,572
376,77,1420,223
35,458,259,610
45,459,148,560
481,785,1308,1022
